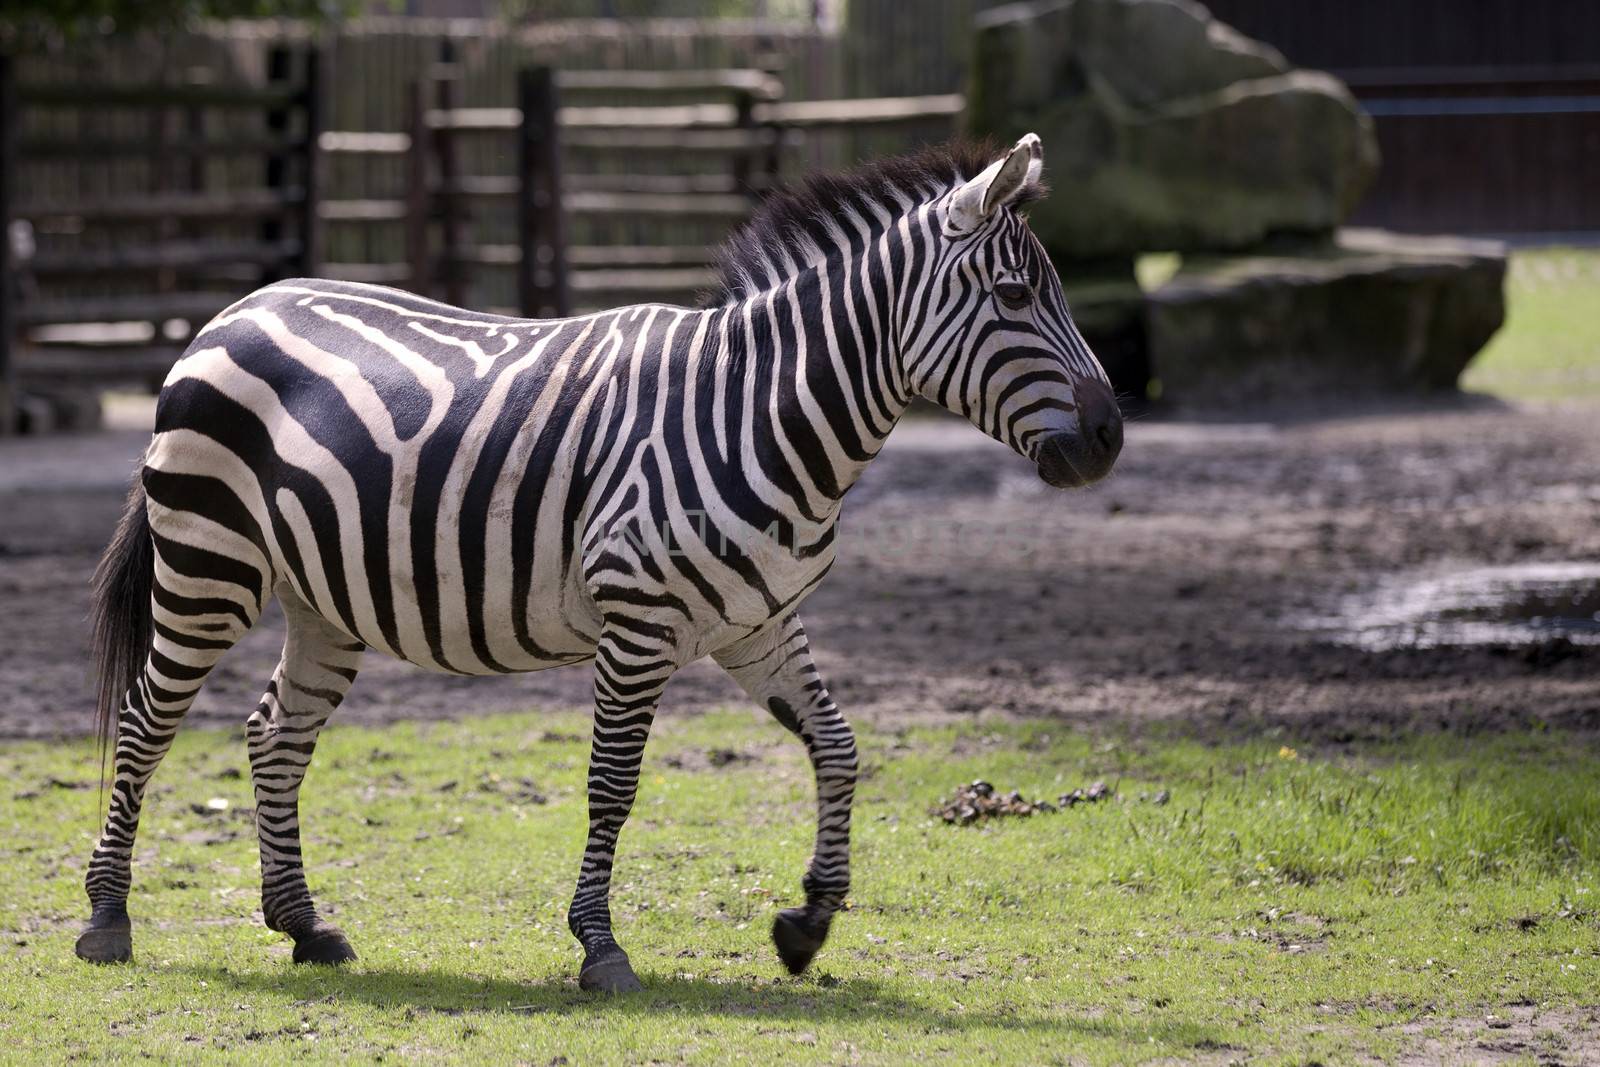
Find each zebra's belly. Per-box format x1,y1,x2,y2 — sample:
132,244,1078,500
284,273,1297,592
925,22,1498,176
145,418,605,678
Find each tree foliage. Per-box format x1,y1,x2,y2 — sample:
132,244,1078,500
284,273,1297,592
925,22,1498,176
1,0,362,35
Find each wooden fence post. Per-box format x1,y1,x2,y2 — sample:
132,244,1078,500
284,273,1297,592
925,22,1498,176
0,52,15,435
261,43,292,285
731,86,755,195
296,45,325,277
404,78,432,297
517,66,569,319
433,38,465,307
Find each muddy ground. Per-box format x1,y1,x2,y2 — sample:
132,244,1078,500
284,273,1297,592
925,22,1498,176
2,397,1597,741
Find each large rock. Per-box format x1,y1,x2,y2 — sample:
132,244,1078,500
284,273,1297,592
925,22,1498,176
967,0,1379,261
1144,229,1508,406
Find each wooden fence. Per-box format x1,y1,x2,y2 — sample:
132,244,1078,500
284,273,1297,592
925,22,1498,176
0,29,962,432
0,45,324,431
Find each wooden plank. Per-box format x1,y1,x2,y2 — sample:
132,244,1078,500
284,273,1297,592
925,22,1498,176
570,267,718,294
557,103,742,130
757,94,964,128
569,245,717,269
18,135,297,158
437,177,768,207
556,69,783,101
18,189,301,223
458,245,716,270
431,103,792,134
572,173,749,196
14,346,181,384
29,240,301,277
564,190,753,219
319,130,410,154
320,198,408,222
18,82,302,109
17,292,236,327
433,175,519,199
561,126,783,152
455,244,520,267
320,262,411,284
426,106,518,132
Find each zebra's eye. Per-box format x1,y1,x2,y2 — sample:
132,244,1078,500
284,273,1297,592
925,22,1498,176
995,281,1033,310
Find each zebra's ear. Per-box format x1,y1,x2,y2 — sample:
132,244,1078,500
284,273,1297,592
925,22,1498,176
946,133,1044,233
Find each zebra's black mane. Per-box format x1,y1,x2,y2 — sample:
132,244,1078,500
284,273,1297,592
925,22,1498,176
707,140,1044,304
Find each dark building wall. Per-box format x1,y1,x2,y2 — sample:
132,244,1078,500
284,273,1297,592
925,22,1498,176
1204,0,1600,237
1202,0,1600,70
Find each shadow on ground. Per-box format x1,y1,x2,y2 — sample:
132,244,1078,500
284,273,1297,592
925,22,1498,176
179,962,1227,1047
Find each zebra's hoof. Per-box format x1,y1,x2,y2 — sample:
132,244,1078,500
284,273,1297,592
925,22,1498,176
579,946,642,993
772,906,831,976
291,925,357,965
75,917,132,964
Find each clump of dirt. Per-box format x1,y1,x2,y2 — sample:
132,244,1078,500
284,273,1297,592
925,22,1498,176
475,772,547,805
1060,780,1115,807
931,778,1114,824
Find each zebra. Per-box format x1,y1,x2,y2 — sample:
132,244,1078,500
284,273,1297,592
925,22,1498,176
74,133,1123,992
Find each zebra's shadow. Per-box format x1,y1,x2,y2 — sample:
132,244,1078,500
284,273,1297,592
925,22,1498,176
176,961,1202,1040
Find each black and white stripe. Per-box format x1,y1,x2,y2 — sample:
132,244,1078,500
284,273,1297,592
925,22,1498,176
76,135,1123,986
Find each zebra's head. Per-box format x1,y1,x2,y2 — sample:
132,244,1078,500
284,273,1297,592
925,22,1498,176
911,134,1123,489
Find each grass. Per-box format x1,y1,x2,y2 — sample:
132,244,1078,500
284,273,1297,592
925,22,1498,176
1,710,1597,1064
1458,247,1600,402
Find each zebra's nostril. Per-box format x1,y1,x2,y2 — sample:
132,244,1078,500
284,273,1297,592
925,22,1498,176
1096,424,1114,451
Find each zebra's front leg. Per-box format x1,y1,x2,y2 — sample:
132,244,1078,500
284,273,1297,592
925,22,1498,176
714,613,859,976
569,627,675,993
246,592,364,965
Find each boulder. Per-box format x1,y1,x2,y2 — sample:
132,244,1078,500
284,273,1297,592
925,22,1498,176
967,0,1380,261
1058,263,1151,404
1144,229,1508,406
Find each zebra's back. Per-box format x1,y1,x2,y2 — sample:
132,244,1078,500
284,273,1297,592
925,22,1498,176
147,278,632,675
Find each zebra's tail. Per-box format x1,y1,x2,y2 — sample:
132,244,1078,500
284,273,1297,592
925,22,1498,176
90,474,154,782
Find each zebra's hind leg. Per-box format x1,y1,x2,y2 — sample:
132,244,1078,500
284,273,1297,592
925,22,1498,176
714,613,858,977
78,576,259,963
246,589,364,965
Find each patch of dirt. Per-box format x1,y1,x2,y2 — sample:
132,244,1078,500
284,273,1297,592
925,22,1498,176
1395,1004,1600,1066
660,746,764,771
4,400,1600,740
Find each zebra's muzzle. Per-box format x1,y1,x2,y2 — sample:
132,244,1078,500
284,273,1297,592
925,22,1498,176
1036,380,1123,488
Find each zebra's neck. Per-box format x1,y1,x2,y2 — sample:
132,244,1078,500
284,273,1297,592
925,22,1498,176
710,237,911,524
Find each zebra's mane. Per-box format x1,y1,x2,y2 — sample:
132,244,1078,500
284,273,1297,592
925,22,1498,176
707,140,1043,304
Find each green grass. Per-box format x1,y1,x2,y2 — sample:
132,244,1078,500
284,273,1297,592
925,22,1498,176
1462,247,1600,401
2,711,1597,1064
